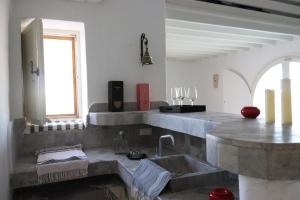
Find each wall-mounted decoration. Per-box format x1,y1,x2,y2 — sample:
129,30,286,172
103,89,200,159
213,74,219,88
140,33,153,66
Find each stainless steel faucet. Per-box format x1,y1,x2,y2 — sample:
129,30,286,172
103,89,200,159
157,135,175,157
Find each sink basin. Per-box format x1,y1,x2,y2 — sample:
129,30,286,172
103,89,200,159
150,154,234,192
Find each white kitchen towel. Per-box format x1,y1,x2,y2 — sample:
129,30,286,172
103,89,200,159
131,159,171,200
36,145,88,184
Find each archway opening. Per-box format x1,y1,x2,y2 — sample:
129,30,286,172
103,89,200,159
253,58,300,121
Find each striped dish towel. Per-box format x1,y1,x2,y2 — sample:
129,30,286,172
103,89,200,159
25,120,84,134
131,159,171,200
36,144,88,184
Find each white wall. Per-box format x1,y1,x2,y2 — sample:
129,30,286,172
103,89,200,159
0,0,11,198
166,38,300,112
166,59,222,111
10,0,166,119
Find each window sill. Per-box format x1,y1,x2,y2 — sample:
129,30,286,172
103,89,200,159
46,117,81,122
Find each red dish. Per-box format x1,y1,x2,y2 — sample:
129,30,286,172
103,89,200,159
209,188,235,200
241,106,260,119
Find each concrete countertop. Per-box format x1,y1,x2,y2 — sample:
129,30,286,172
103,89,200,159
89,110,242,138
145,111,300,180
11,147,161,189
147,110,300,180
207,119,300,180
143,111,241,138
90,110,300,180
15,110,300,198
89,110,300,146
12,147,237,200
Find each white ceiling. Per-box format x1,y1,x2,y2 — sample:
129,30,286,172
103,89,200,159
166,18,296,61
65,0,103,3
167,0,300,18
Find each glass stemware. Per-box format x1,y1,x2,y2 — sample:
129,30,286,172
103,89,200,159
183,87,190,105
175,87,181,105
189,87,198,106
170,86,198,106
170,87,177,105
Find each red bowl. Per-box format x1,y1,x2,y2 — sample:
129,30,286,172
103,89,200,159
209,188,234,200
241,106,260,119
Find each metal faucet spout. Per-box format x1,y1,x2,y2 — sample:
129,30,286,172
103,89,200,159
158,135,175,157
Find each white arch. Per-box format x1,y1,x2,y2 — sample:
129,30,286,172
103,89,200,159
252,55,300,119
252,54,300,98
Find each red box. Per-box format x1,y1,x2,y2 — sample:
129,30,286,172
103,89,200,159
137,83,150,111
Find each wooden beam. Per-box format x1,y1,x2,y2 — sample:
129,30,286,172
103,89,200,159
166,19,294,41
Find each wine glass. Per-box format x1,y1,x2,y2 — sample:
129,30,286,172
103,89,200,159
170,87,177,105
174,87,181,105
179,87,185,106
184,87,190,105
172,87,181,106
189,87,198,106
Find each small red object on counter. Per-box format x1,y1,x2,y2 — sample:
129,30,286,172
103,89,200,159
137,83,150,111
209,188,235,200
241,106,260,119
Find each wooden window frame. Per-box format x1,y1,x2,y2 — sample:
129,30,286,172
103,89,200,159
43,35,79,119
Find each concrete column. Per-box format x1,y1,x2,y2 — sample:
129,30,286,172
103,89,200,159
239,175,300,200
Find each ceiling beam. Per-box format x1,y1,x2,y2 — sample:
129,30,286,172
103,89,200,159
167,50,221,56
167,48,227,56
166,19,294,41
167,53,208,58
167,27,278,45
167,53,217,60
166,39,251,51
166,0,300,36
167,44,238,54
167,56,209,61
223,0,300,17
166,55,214,61
167,33,264,48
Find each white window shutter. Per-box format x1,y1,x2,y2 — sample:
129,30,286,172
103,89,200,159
21,18,46,125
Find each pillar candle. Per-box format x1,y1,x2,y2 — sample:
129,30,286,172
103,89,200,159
265,89,275,123
281,78,292,125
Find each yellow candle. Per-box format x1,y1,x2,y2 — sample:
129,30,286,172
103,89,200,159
281,79,292,125
265,89,275,123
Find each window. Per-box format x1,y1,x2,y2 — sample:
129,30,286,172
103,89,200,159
43,35,78,118
253,58,300,121
21,18,87,124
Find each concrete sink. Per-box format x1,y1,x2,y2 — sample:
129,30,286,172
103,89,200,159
150,154,232,192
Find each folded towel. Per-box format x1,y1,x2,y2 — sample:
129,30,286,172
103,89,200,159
37,149,87,165
35,144,83,156
36,145,88,184
131,159,171,200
